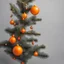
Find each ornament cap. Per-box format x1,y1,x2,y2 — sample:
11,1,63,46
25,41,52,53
17,44,19,46
34,5,36,6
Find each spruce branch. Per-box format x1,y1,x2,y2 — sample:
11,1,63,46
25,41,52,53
10,3,21,19
0,40,12,48
21,16,41,26
4,49,15,58
25,0,35,4
27,44,46,54
0,40,8,47
19,42,32,49
5,27,16,34
30,16,42,21
27,38,38,42
17,0,26,13
20,37,38,42
25,5,32,13
32,44,46,51
23,20,36,26
38,52,48,58
17,0,34,3
25,30,41,36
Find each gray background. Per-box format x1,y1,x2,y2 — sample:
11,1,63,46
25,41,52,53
0,0,64,64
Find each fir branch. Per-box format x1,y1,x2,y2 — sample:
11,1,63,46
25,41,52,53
17,0,26,13
32,44,46,51
4,49,15,57
25,30,41,36
23,20,36,26
18,0,34,3
25,0,35,4
27,44,46,54
25,5,32,13
30,16,42,21
0,40,10,48
20,37,38,42
0,40,16,48
27,38,38,42
38,52,49,58
10,3,21,19
5,27,16,34
19,41,32,48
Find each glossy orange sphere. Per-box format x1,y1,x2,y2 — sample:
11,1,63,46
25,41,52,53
12,45,23,56
34,51,38,56
21,13,27,20
9,36,16,44
20,28,26,33
10,19,15,25
30,5,40,15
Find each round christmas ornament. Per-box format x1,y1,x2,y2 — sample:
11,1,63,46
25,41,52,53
30,26,33,30
21,13,27,20
20,28,26,34
12,45,23,56
18,36,21,41
32,41,34,45
9,35,16,44
21,62,25,64
34,51,38,56
10,19,15,25
30,5,40,15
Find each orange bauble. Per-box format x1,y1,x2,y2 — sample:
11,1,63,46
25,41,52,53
34,51,38,56
10,19,15,25
21,13,27,20
12,45,23,56
9,36,16,44
30,5,40,15
20,28,26,34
